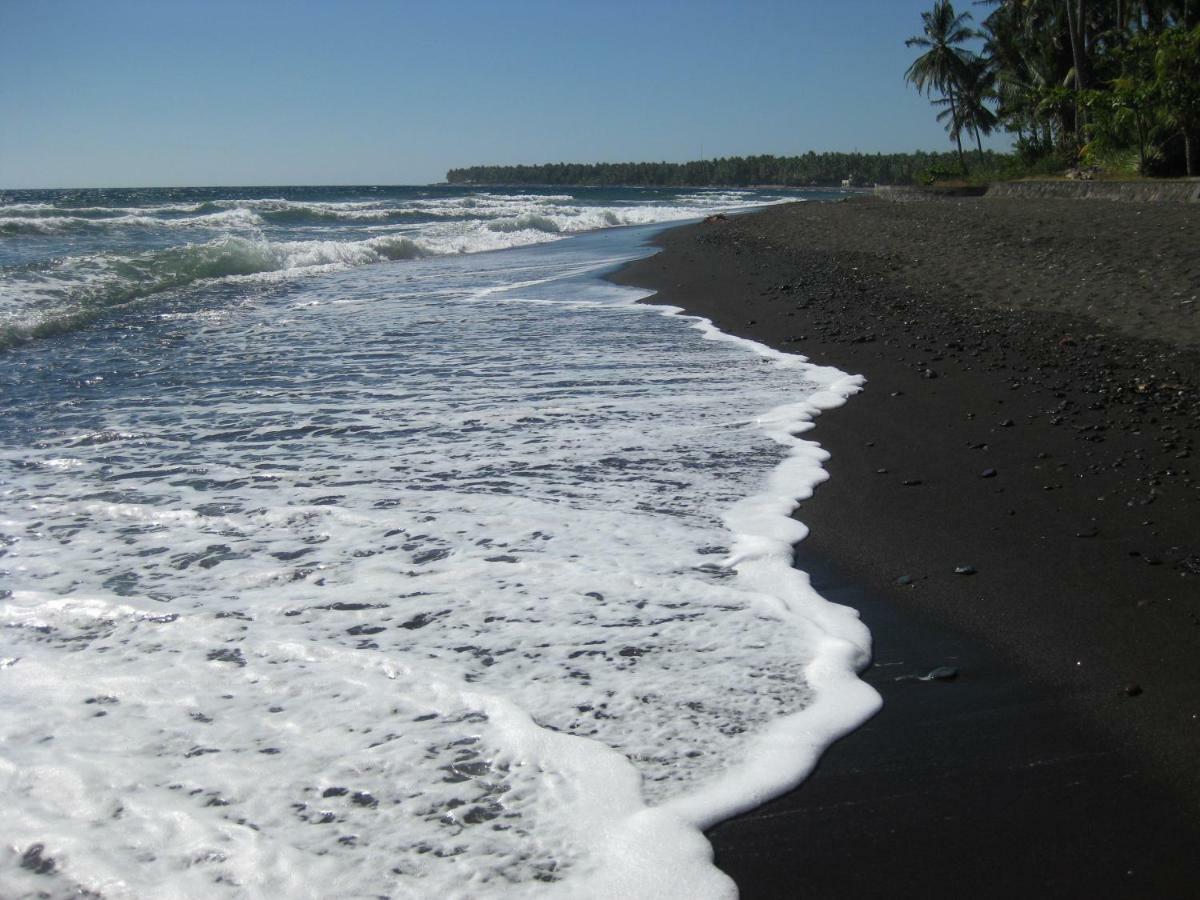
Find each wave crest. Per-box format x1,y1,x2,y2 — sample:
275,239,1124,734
1,234,428,348
0,208,266,234
486,212,562,234
2,188,798,350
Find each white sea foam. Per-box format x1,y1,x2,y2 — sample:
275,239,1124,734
0,208,267,234
3,188,804,345
0,229,875,897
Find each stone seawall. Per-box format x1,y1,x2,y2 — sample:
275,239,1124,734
872,185,987,201
875,180,1200,202
985,179,1200,202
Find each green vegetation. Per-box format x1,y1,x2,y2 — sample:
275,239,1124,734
902,2,1005,174
907,0,1199,178
446,151,1006,188
450,3,1198,188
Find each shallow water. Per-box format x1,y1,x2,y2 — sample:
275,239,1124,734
0,189,877,898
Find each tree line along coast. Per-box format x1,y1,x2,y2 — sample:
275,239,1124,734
905,0,1199,178
445,152,1001,189
449,2,1199,188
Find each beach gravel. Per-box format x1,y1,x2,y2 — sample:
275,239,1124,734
610,195,1200,898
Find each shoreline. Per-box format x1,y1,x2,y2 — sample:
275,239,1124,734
608,197,1200,896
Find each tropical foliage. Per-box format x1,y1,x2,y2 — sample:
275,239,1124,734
906,0,1200,176
905,0,981,171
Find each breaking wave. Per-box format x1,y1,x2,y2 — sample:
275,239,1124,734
0,208,266,234
0,234,426,348
1,186,805,349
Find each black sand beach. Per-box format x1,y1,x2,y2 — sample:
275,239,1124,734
610,197,1200,898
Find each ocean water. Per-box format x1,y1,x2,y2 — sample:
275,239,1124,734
0,186,879,898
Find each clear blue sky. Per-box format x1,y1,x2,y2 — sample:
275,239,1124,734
0,0,1010,188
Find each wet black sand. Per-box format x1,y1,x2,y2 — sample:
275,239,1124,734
609,197,1200,898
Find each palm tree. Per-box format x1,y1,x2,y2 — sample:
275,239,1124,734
980,0,1065,148
962,58,1001,158
936,59,1001,160
1153,23,1200,174
905,0,979,172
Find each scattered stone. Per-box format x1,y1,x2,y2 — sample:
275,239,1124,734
954,564,977,575
1123,682,1143,697
1076,526,1099,538
923,369,938,379
876,468,889,474
902,478,922,486
921,665,959,681
1000,419,1015,427
895,665,959,683
981,468,997,478
896,575,914,586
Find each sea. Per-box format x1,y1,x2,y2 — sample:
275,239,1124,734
0,185,879,899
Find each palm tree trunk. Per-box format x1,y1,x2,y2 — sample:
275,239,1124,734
1066,0,1089,142
1186,130,1196,177
948,91,968,173
1067,1,1087,90
1135,113,1147,173
974,125,985,162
